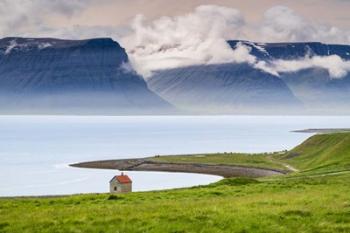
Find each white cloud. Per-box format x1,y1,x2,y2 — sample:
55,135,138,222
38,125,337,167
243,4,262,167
122,4,350,77
272,55,350,78
122,5,246,77
0,0,109,38
0,1,350,45
1,2,350,79
259,6,350,44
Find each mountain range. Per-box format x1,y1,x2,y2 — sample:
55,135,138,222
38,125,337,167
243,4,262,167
148,63,300,114
0,37,349,114
0,37,172,114
149,40,350,114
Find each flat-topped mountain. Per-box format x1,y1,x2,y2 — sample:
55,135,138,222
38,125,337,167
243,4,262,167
1,37,349,115
229,41,350,112
148,40,350,114
227,40,350,60
148,63,300,114
0,37,172,114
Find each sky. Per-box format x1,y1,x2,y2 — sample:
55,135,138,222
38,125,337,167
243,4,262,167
1,0,350,42
1,0,350,77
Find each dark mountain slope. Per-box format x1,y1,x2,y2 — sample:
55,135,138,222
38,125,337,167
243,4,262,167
0,37,172,114
148,63,300,114
229,40,350,113
228,40,350,60
148,40,350,114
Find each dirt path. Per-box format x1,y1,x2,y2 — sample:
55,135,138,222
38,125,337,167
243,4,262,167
281,163,299,172
285,170,350,179
265,155,299,173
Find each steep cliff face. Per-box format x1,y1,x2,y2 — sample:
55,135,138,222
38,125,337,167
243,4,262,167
148,63,300,114
0,37,172,114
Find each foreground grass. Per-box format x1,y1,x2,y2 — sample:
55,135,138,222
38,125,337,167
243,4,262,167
1,175,350,233
1,133,350,232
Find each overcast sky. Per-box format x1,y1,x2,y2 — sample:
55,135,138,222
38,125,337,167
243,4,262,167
2,0,350,78
1,0,350,43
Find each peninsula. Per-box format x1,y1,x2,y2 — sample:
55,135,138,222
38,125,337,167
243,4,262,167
1,132,350,233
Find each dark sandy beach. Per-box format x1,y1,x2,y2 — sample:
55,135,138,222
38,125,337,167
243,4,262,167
70,158,286,178
293,128,350,134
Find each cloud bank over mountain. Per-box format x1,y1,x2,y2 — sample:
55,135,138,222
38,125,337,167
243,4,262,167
260,6,350,44
271,55,350,79
0,0,89,36
122,5,247,77
122,5,350,78
0,0,122,39
1,1,350,79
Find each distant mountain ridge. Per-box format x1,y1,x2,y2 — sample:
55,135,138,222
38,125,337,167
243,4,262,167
0,37,172,114
1,37,350,115
148,40,350,114
148,63,301,114
228,40,350,60
229,40,350,113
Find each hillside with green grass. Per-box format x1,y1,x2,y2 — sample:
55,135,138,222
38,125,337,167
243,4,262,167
1,133,350,233
280,133,350,174
150,152,289,171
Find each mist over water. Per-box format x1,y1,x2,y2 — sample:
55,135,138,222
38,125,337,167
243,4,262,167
0,115,349,196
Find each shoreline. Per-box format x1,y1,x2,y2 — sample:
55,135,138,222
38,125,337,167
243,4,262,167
293,128,350,134
70,158,286,178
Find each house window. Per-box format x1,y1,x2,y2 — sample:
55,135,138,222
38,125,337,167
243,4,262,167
114,186,117,191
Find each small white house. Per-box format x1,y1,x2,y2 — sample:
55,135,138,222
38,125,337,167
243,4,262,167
110,173,132,193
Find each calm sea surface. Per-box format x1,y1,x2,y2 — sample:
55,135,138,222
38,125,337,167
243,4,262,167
0,115,349,196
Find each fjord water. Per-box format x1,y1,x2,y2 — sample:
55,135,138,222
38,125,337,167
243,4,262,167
0,115,349,197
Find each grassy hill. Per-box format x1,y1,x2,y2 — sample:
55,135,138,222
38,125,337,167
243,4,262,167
150,152,289,172
1,133,350,233
151,132,350,175
280,133,350,174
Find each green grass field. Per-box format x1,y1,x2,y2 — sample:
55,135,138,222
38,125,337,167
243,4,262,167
1,133,350,233
150,152,289,171
281,133,350,175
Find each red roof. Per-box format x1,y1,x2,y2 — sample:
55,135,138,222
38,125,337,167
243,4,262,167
115,175,132,184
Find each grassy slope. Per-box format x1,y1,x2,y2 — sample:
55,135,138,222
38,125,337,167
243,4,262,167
1,133,350,233
150,152,288,171
1,175,349,233
280,133,350,174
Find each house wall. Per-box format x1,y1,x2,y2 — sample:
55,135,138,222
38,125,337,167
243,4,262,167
119,183,132,193
110,179,132,193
